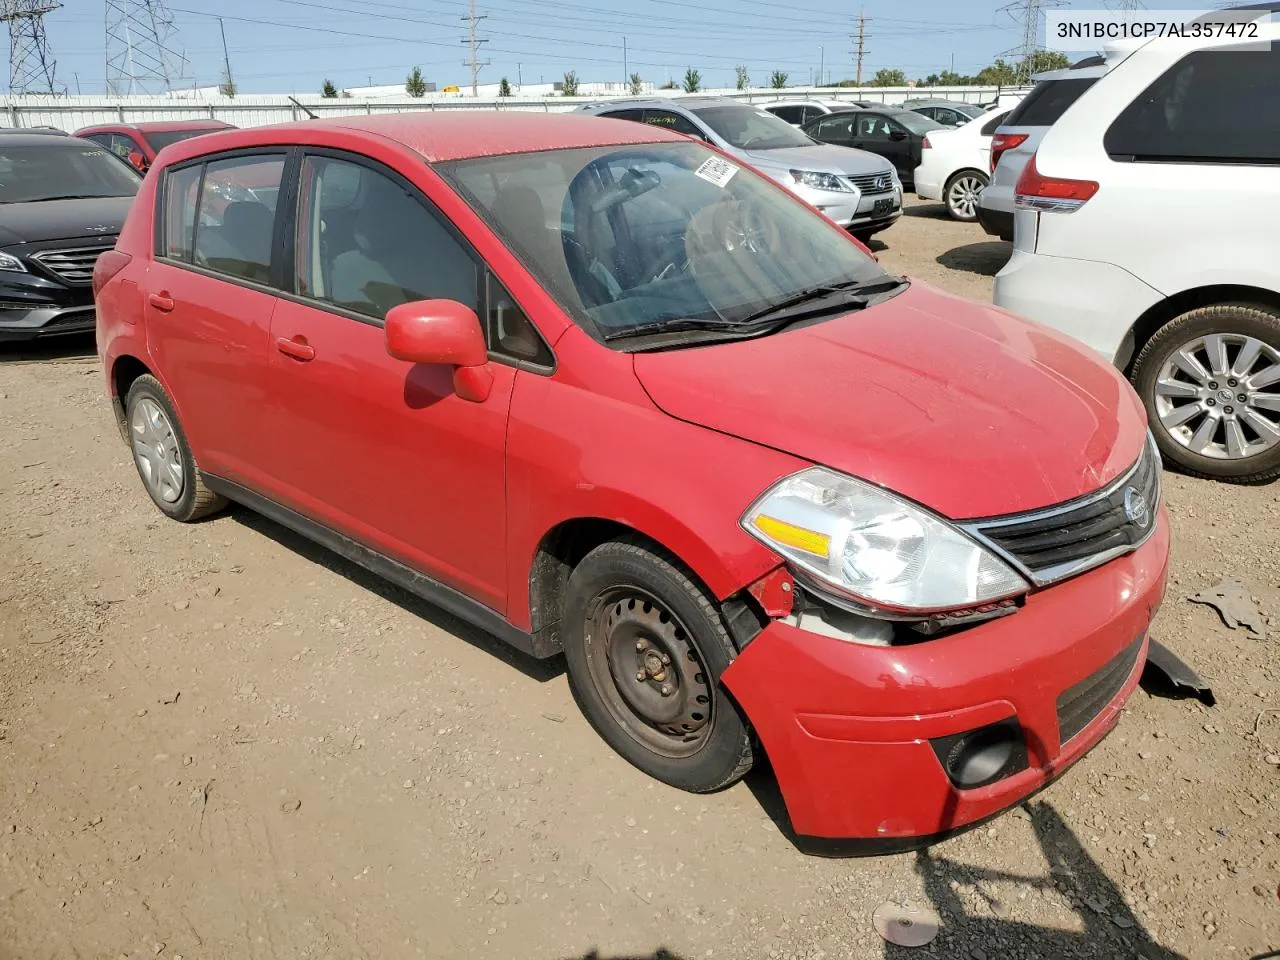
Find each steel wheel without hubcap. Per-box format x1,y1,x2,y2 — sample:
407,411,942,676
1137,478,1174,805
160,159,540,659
130,397,185,503
946,173,986,221
585,587,714,759
1154,333,1280,461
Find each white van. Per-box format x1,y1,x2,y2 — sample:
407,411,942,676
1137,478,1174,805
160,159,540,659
993,13,1280,483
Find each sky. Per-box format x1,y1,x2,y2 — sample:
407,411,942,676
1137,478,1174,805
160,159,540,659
33,0,1207,95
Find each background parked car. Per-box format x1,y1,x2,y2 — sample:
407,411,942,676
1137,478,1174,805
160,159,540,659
0,125,68,136
0,133,140,341
577,97,903,241
802,107,944,189
759,99,876,126
993,23,1280,482
900,98,986,127
977,57,1114,241
913,109,1008,221
73,119,236,174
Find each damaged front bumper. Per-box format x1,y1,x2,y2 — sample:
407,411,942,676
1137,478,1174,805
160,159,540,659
722,507,1171,845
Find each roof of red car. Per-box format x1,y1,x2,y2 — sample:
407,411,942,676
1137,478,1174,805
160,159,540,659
75,119,235,135
160,111,687,164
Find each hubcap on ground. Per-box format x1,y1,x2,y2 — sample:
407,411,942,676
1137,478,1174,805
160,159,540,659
587,587,713,758
130,398,185,503
1154,333,1280,460
948,176,984,219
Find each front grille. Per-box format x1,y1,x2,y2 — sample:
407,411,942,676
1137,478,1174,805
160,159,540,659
846,172,895,195
963,436,1161,586
31,245,113,285
1056,636,1143,745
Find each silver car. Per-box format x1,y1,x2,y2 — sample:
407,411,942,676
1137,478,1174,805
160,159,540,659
576,97,902,240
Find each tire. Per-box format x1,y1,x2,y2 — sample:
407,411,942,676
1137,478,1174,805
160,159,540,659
852,229,880,244
124,375,227,521
561,539,754,793
943,169,988,222
1131,303,1280,483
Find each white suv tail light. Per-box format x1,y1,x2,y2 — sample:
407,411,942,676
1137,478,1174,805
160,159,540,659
1014,153,1098,213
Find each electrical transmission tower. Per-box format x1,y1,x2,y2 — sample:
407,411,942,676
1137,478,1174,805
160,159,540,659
105,0,184,95
2,0,60,95
999,0,1066,85
460,0,489,97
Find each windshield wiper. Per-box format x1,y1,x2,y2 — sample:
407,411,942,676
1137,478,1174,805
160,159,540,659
601,316,746,342
734,276,907,327
26,194,117,202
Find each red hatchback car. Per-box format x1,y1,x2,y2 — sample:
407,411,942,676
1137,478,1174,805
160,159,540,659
94,113,1170,846
73,119,235,173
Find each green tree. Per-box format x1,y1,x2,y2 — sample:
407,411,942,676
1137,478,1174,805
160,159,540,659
628,72,643,95
682,67,701,93
659,79,678,90
405,66,427,97
562,70,580,96
735,65,750,90
499,77,512,97
1020,49,1070,77
769,69,788,89
321,78,338,98
870,67,908,87
974,58,1018,86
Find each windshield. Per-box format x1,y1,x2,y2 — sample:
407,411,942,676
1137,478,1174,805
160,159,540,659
0,143,141,203
689,104,817,150
954,103,985,119
146,128,225,152
440,141,887,346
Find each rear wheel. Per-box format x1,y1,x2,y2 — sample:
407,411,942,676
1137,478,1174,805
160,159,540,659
1132,304,1280,483
561,540,754,793
944,169,988,222
124,375,227,521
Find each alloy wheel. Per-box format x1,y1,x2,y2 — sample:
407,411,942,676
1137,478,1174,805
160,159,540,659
947,174,985,220
130,397,185,503
1153,333,1280,460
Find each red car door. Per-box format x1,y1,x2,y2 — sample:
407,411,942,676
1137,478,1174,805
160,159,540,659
145,152,287,487
261,152,517,612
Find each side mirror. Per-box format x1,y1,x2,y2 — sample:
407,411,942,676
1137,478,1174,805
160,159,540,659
889,130,908,142
385,299,493,402
127,150,147,172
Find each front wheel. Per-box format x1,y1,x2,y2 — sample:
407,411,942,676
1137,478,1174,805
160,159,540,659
1131,303,1280,483
561,540,754,793
944,170,988,222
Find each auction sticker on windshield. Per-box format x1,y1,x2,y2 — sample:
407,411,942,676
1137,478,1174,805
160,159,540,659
694,156,738,188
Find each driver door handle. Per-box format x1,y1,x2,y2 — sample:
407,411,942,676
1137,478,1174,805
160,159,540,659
148,292,175,312
276,336,316,362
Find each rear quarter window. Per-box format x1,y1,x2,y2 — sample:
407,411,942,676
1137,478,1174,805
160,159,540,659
1104,44,1280,163
1002,77,1097,127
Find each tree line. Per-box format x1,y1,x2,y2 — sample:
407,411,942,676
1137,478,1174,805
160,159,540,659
317,50,1070,98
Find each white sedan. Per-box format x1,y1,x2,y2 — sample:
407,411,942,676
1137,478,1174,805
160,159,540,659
912,108,1009,222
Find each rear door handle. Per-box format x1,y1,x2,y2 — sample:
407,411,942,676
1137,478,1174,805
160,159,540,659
276,336,315,362
148,292,175,312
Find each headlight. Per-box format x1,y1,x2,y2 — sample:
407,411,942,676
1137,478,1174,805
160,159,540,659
742,467,1028,613
0,252,26,273
789,170,851,193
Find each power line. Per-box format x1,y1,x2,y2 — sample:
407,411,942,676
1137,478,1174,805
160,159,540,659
105,0,185,95
999,0,1066,84
2,0,59,94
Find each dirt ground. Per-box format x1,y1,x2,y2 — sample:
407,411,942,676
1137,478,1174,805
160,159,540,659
2,197,1278,960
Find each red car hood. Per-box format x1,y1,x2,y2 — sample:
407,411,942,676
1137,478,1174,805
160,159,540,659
632,282,1148,519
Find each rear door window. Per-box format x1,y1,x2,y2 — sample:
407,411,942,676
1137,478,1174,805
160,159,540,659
598,108,644,123
191,155,286,284
1104,44,1280,163
1002,77,1097,127
767,105,804,125
641,109,707,139
980,111,1010,135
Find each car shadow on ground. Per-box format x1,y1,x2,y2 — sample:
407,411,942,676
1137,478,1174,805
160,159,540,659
936,241,1011,277
0,332,97,363
228,505,566,685
744,765,1186,958
904,201,953,221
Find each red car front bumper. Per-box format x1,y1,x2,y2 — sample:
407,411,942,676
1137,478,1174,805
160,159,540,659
722,507,1170,844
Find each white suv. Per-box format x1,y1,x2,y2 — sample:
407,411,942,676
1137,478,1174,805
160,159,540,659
994,17,1280,483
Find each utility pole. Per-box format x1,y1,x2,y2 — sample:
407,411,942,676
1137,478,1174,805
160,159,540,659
622,36,626,88
818,45,823,88
217,16,233,94
853,8,868,87
459,0,488,97
516,62,521,90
